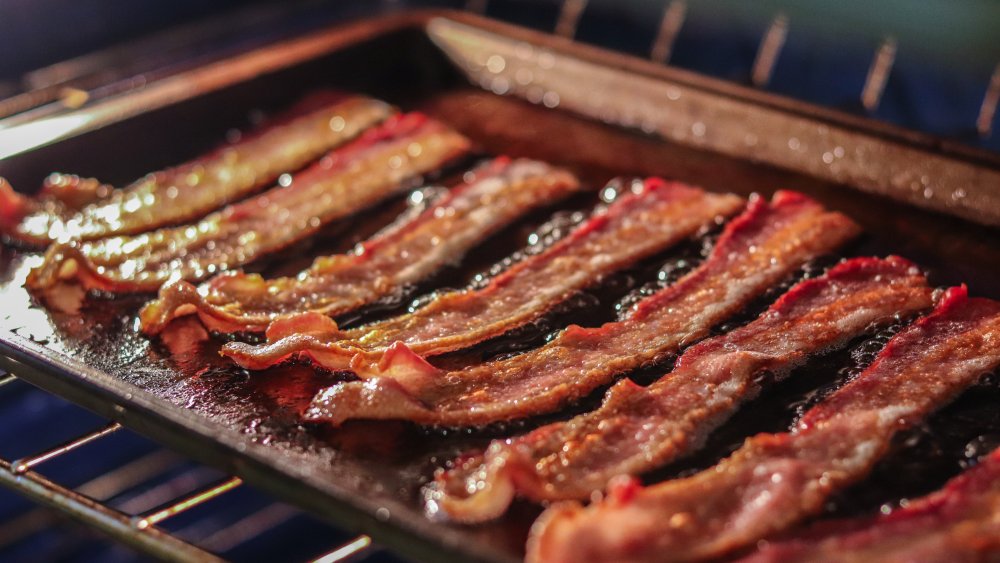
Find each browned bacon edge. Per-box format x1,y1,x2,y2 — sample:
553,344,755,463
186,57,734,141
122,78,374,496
221,178,744,369
0,174,112,226
138,157,582,335
740,447,1000,562
527,285,1000,563
25,113,471,293
39,174,119,210
303,190,860,427
0,94,394,246
1,175,115,249
427,256,935,523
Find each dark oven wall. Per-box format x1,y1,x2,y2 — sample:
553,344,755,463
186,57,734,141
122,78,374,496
2,0,999,152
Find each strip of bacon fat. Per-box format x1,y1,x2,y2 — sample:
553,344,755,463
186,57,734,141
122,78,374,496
221,178,743,366
304,191,859,427
25,113,470,293
139,157,582,334
740,447,1000,563
1,95,393,246
527,286,1000,563
429,256,934,523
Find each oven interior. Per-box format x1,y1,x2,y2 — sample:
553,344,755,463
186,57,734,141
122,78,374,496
1,7,1000,563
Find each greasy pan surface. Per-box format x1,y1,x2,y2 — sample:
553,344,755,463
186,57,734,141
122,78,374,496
2,13,1000,563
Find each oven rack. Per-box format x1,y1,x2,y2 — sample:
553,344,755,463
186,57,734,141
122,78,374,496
0,370,379,562
2,0,998,139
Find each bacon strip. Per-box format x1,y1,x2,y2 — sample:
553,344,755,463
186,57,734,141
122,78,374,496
138,158,582,334
1,175,116,248
429,256,934,523
25,113,470,293
304,191,859,427
1,96,394,246
221,179,744,368
527,286,1000,563
741,447,1000,563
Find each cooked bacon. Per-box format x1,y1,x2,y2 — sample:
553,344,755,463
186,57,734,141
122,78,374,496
304,191,859,427
34,174,115,212
1,175,115,248
1,174,112,225
25,113,470,293
526,286,1000,563
221,179,744,369
1,95,394,246
429,256,934,523
741,447,1000,563
138,158,582,335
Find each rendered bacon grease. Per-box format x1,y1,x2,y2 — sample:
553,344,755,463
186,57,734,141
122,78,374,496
741,446,1000,563
0,96,393,246
527,286,1000,563
25,113,470,293
139,158,582,334
222,179,744,369
304,191,860,427
430,257,934,523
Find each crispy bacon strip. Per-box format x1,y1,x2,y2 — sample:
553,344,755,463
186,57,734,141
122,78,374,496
304,191,859,427
527,286,1000,563
741,447,1000,563
0,174,112,226
222,179,744,368
139,158,582,334
429,256,934,523
33,174,114,211
25,113,470,293
1,175,114,247
1,96,394,246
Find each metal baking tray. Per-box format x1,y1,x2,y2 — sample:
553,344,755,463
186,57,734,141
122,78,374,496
2,10,1000,563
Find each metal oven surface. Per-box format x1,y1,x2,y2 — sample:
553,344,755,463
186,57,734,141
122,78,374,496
1,11,1000,563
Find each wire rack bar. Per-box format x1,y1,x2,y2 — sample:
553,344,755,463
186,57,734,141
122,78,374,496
0,457,223,562
554,0,588,39
311,535,373,563
977,63,1000,138
10,421,122,475
135,476,244,530
751,14,788,87
861,37,897,111
0,450,182,550
650,0,687,64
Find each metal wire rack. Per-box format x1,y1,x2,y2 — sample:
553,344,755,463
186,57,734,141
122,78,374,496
0,1,998,561
465,0,1000,137
0,372,374,562
2,0,998,138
